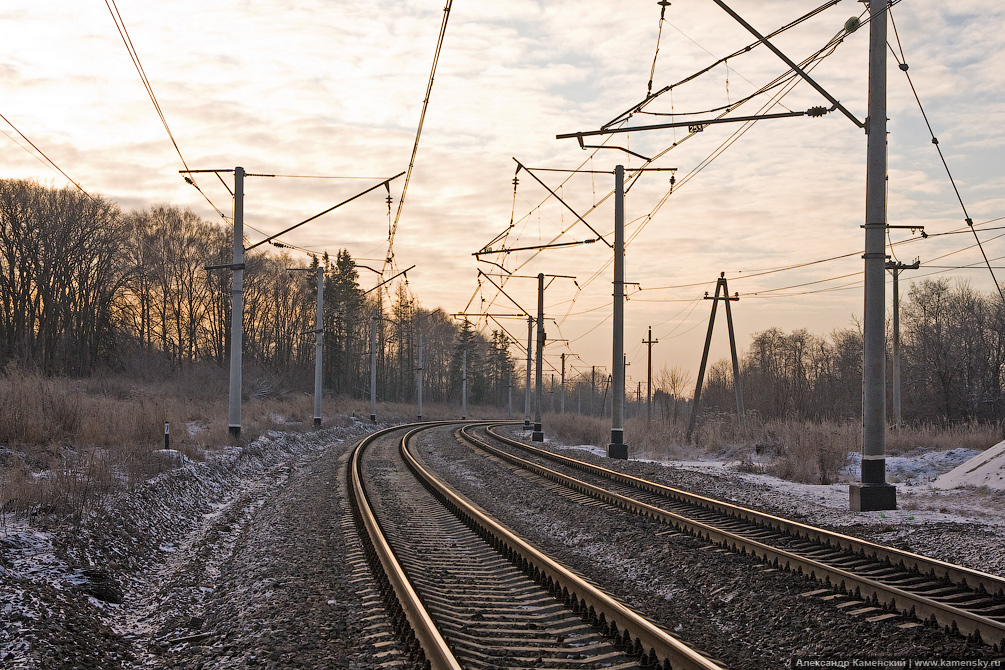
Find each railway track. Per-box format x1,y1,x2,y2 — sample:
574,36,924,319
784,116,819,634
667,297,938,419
348,422,725,670
459,424,1005,652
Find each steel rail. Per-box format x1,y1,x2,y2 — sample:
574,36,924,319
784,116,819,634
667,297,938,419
467,425,1005,647
400,425,726,670
483,425,1005,594
349,423,462,670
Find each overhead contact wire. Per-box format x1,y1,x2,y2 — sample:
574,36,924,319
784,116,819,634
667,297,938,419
103,0,235,225
384,0,454,277
888,6,1004,304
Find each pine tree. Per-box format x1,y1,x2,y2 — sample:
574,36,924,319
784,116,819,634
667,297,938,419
323,249,364,396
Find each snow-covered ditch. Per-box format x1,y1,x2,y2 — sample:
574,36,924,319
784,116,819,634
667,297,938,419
0,419,377,669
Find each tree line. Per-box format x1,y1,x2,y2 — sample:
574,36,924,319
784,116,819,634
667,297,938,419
0,179,513,405
4,178,1002,424
698,278,1005,424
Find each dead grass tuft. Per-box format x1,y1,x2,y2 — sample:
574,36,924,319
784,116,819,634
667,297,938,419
540,410,999,486
0,365,517,524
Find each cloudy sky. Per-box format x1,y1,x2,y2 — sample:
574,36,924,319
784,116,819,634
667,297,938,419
2,0,1003,385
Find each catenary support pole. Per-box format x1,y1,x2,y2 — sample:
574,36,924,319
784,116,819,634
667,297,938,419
532,273,545,441
508,369,512,419
462,349,467,420
227,167,245,438
370,310,377,423
852,0,896,511
313,266,324,427
591,366,596,417
524,316,533,430
609,165,628,459
892,266,902,428
417,334,423,420
887,260,917,429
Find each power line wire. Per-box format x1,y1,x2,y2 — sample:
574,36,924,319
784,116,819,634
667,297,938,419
103,0,230,224
383,0,454,276
0,113,95,199
887,5,1003,304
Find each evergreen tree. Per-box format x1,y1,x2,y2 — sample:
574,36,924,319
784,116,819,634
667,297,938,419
323,250,364,395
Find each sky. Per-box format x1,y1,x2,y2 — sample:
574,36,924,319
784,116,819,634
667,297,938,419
2,0,1003,387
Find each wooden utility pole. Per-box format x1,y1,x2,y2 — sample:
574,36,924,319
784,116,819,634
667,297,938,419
643,326,658,423
686,273,744,443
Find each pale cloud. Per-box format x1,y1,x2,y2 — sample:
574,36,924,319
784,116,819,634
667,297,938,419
0,0,1001,376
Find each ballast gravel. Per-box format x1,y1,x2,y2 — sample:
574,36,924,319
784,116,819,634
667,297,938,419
3,421,1003,669
418,425,1003,668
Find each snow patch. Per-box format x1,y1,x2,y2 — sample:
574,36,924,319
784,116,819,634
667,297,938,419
844,448,982,485
933,439,1005,490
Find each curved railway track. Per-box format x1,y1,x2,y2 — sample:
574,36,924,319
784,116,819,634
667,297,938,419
459,424,1005,651
348,422,725,670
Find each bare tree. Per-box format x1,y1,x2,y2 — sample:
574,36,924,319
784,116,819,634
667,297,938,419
654,364,691,424
0,179,126,373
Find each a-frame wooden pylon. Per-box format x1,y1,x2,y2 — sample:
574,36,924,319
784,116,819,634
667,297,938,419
685,272,745,443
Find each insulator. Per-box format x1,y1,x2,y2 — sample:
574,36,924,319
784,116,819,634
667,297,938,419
806,106,828,117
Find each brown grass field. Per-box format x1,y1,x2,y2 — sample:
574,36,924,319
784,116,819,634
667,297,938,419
1,366,1000,524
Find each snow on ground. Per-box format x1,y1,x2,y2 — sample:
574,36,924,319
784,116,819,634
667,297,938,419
0,419,379,669
4,423,1003,668
934,438,1005,490
543,438,1005,578
548,441,1005,530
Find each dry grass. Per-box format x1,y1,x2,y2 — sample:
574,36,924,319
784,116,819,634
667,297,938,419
541,410,1001,486
5,360,1002,523
0,365,516,524
886,421,1004,454
543,413,609,449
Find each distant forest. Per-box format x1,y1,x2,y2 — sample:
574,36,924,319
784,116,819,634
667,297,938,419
0,179,513,406
1,178,1002,424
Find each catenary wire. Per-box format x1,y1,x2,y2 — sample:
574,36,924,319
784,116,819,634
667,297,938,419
102,0,237,227
887,5,1003,303
0,113,95,200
